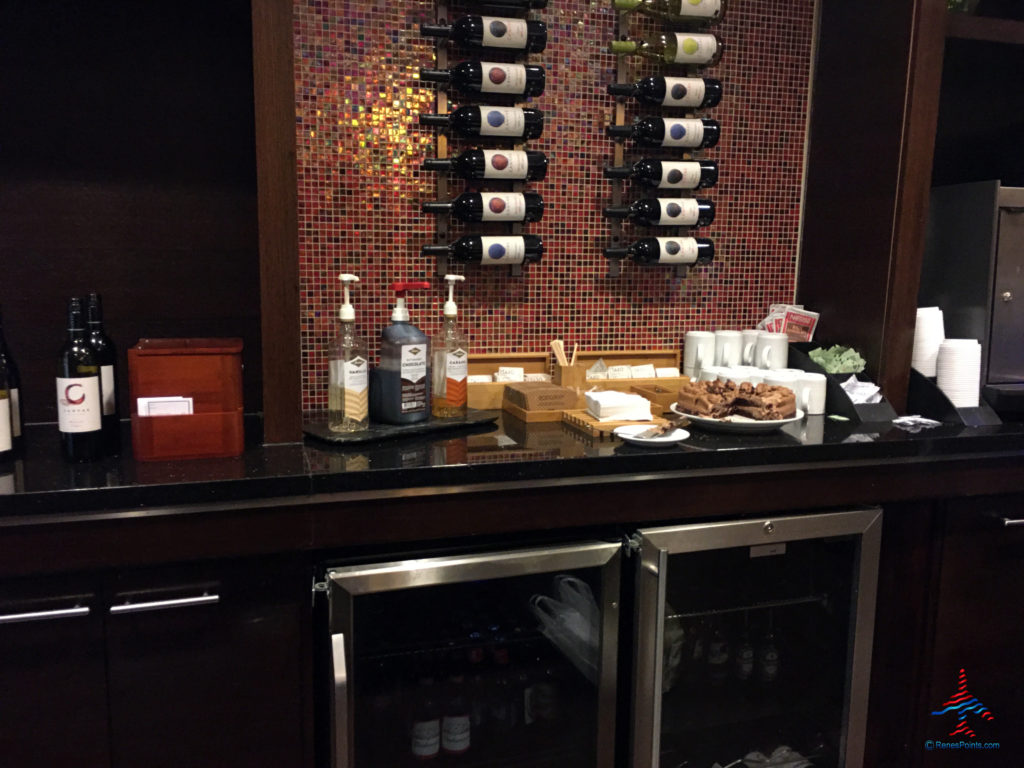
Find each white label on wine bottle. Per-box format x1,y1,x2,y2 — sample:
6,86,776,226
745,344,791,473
481,192,526,221
0,398,11,452
678,0,721,18
657,198,701,225
481,149,528,179
656,237,699,264
481,16,528,48
660,118,705,148
56,376,102,433
10,388,19,437
441,714,471,753
479,62,527,94
100,364,115,416
662,77,706,107
411,718,441,758
480,236,526,264
400,345,427,384
672,33,718,64
658,161,702,189
478,107,525,137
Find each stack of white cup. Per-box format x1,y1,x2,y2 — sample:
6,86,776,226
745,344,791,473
936,339,981,407
912,307,945,377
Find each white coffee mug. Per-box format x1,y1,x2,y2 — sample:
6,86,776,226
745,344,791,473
797,371,827,415
795,414,825,445
699,365,725,382
714,330,743,368
754,332,790,370
683,331,716,379
763,370,800,392
741,329,761,366
731,365,764,386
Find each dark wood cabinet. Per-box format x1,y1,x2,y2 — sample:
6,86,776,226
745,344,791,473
0,560,310,768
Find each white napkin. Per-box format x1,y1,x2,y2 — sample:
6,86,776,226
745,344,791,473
585,391,652,422
841,375,883,404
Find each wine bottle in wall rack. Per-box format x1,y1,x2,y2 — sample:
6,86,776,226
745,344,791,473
607,76,723,109
604,159,718,189
603,197,715,227
0,307,22,454
613,0,725,24
422,235,543,265
423,192,545,222
419,62,546,98
423,149,549,181
607,117,721,149
462,0,548,7
421,16,548,53
604,236,714,266
57,297,104,462
608,33,723,67
420,106,545,140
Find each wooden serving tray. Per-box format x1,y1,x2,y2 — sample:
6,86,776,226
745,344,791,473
561,409,669,439
501,402,566,423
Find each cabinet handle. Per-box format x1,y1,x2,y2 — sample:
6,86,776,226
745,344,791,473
999,517,1024,527
0,606,90,625
331,632,349,768
109,593,220,614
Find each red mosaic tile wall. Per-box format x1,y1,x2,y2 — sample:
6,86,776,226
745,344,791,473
295,0,815,412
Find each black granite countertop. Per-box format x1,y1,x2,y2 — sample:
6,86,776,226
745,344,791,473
2,410,1023,520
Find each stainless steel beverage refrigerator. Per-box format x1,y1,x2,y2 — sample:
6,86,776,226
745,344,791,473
321,508,881,768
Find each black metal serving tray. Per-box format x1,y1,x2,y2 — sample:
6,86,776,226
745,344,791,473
303,409,500,446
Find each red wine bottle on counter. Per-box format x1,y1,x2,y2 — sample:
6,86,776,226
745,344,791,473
420,62,545,98
423,149,549,181
607,117,721,149
421,16,547,53
613,0,725,24
605,236,714,266
609,33,723,67
423,235,543,265
604,197,715,227
86,292,120,454
57,297,103,462
604,159,718,189
423,191,545,222
0,307,23,454
420,106,544,140
607,76,723,109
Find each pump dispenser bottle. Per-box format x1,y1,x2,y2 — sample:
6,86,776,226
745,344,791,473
328,274,370,432
432,275,469,419
371,281,432,424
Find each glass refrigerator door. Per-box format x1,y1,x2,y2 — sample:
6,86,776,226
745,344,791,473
632,509,882,768
327,541,621,768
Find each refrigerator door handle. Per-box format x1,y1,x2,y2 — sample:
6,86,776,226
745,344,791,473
331,631,349,768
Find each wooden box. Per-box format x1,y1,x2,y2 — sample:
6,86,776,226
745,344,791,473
555,349,683,399
467,352,551,410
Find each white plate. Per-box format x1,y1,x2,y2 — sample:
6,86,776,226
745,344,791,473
613,424,690,446
670,403,804,434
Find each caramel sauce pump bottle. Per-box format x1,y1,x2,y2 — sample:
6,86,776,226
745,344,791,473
432,275,469,419
328,274,370,433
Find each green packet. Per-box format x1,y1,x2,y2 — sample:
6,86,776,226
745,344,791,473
808,345,867,374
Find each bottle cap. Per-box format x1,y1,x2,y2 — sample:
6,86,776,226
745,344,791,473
606,124,635,139
608,40,638,55
418,68,451,83
338,273,359,322
391,281,431,322
602,205,632,219
419,24,450,38
606,82,638,97
604,247,630,260
419,113,451,127
443,275,465,318
603,165,633,179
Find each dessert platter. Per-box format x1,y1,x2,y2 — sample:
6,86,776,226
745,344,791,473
671,379,803,434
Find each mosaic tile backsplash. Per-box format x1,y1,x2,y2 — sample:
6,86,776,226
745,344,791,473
295,0,815,412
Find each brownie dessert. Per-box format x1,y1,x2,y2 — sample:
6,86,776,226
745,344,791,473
676,380,796,420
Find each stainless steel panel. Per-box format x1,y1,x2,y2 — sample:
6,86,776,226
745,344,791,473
990,189,1024,382
331,632,349,768
631,540,666,768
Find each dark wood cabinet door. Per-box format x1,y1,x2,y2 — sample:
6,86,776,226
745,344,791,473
0,577,111,768
104,561,309,768
922,496,1024,763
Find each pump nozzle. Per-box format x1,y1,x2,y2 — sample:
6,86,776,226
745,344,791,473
390,280,432,322
443,274,465,318
338,273,360,321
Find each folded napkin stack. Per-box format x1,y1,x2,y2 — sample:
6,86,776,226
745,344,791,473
584,391,652,422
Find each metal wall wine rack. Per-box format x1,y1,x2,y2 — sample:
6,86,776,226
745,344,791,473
424,0,545,278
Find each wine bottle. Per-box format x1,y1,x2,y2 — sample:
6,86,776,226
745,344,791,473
423,149,549,181
607,117,721,149
604,236,714,266
613,0,725,24
57,297,103,462
423,191,544,222
463,0,547,7
0,307,23,454
607,76,723,109
603,197,715,227
421,16,547,53
604,159,718,189
423,235,543,265
609,32,723,67
420,106,544,140
420,61,545,97
86,292,120,454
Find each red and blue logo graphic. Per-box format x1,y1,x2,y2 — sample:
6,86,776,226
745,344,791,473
931,668,994,738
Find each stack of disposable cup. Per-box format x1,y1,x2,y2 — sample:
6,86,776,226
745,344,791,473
936,339,981,408
912,307,945,377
